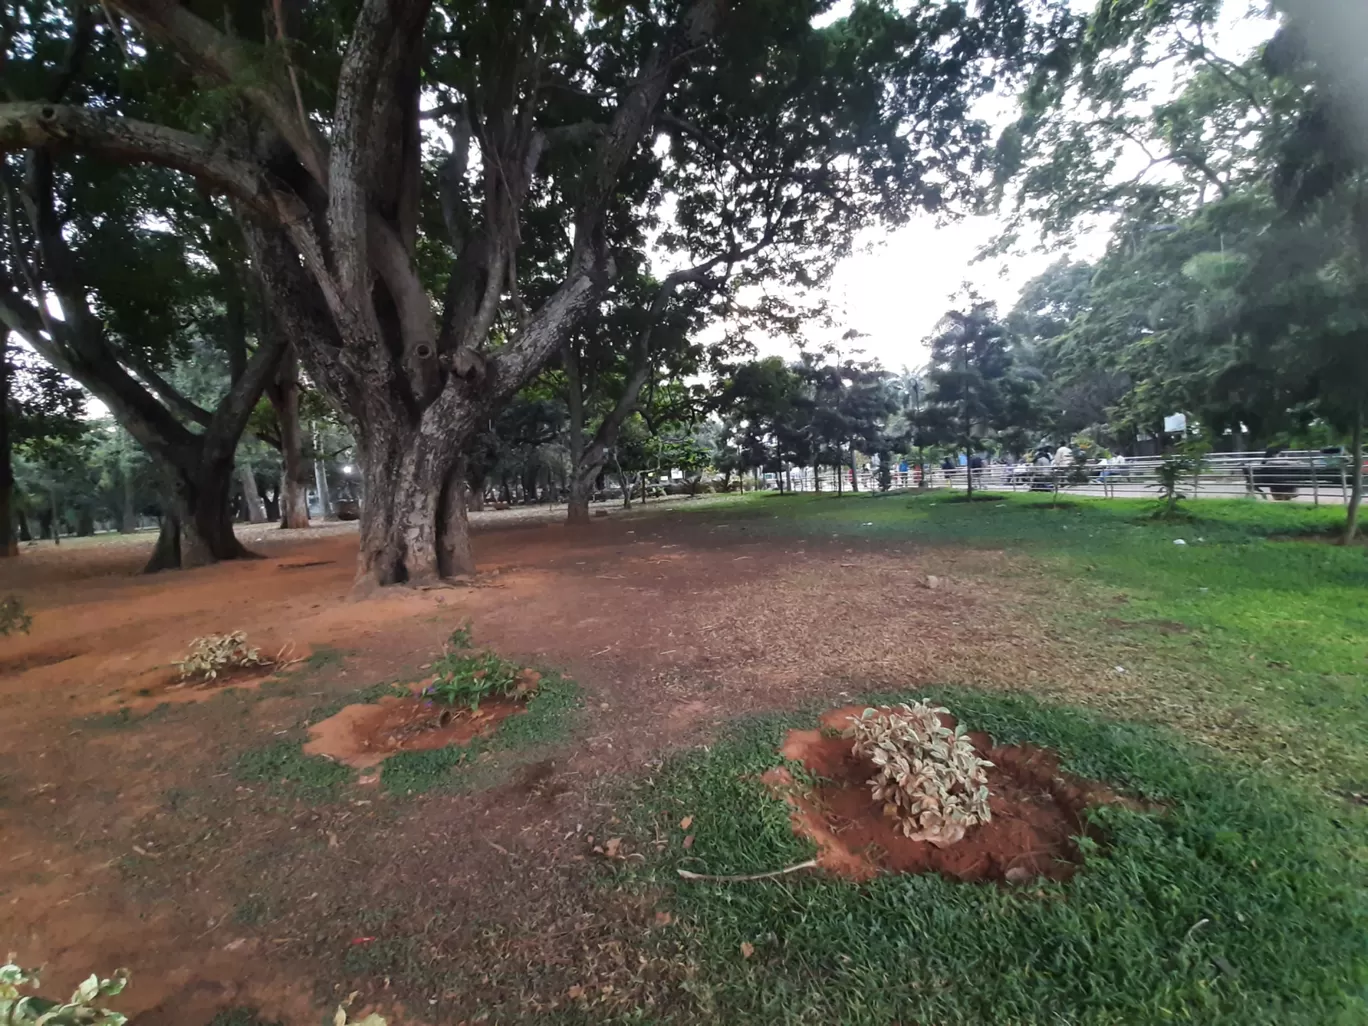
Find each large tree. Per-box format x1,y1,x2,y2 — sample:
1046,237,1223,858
919,300,1036,497
0,0,1070,587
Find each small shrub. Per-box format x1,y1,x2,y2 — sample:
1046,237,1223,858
0,595,31,636
1152,444,1208,518
0,961,129,1025
175,631,272,682
423,637,538,710
844,702,992,847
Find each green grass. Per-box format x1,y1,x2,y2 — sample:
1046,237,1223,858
233,739,353,801
619,686,1368,1026
80,703,175,730
706,491,1368,789
380,674,580,795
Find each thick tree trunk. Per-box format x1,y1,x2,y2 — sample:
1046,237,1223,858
353,419,473,589
143,456,253,572
76,508,95,536
268,354,311,528
16,508,31,542
567,473,593,524
49,491,60,545
1345,407,1363,544
239,462,267,522
849,447,859,492
564,344,594,526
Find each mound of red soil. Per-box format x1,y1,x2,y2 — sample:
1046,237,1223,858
766,705,1135,884
304,694,524,769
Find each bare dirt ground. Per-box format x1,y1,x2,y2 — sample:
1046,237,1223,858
0,502,1103,1024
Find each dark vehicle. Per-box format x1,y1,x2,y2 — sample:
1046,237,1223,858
1245,448,1349,500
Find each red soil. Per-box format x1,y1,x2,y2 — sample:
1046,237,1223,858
304,693,525,768
767,705,1131,884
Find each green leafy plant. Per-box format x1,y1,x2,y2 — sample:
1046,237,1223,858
1153,443,1208,518
0,596,31,637
1,961,129,1025
422,631,538,710
423,650,537,710
175,631,272,682
843,702,992,846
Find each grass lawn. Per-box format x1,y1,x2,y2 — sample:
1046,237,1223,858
707,490,1368,791
598,491,1368,1025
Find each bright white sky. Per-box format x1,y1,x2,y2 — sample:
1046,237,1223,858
723,0,1277,374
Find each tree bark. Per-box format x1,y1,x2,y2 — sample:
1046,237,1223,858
267,349,310,529
1344,407,1363,544
120,465,137,533
312,422,332,518
239,461,267,522
0,347,14,557
16,508,31,542
49,490,60,545
563,342,593,525
144,453,255,572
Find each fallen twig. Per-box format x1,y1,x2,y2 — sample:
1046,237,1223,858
676,859,818,883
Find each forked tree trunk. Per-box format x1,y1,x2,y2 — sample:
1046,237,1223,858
352,419,474,589
1345,407,1363,545
144,455,254,572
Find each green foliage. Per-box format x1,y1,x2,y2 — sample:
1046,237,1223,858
233,740,352,801
382,675,580,796
0,962,129,1025
424,650,525,710
175,632,272,683
622,688,1368,1025
0,596,31,636
919,300,1038,494
1154,444,1209,516
705,490,1368,787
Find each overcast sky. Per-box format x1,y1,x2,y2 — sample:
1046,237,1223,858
726,0,1276,374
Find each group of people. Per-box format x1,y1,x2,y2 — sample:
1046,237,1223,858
935,445,1131,490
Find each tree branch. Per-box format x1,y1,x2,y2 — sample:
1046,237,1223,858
0,103,296,221
115,346,214,427
106,0,327,182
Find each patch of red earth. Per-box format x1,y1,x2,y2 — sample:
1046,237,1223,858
304,693,525,768
104,665,284,712
766,705,1133,884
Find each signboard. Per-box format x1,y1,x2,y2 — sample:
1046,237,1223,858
1163,413,1187,433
